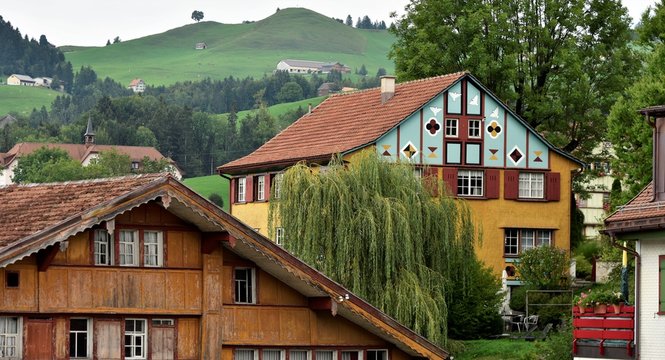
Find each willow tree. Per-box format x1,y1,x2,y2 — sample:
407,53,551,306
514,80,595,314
269,154,500,344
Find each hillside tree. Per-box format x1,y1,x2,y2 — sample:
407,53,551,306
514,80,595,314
345,15,353,26
191,10,204,22
389,0,638,163
269,154,502,344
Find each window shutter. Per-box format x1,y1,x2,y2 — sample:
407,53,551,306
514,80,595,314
442,167,458,196
504,170,519,200
424,167,439,197
660,256,665,313
231,178,237,204
546,172,561,201
246,176,254,202
264,173,271,200
485,169,500,199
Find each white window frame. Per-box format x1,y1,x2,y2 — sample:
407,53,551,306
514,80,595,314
257,175,265,201
273,173,284,199
124,319,147,360
289,350,311,360
94,229,113,266
263,349,285,360
445,118,458,138
504,229,519,256
457,170,484,197
315,350,337,360
275,227,285,246
0,316,21,359
518,172,544,199
521,229,535,252
341,350,363,360
119,230,139,266
468,119,482,139
234,349,259,360
234,267,256,304
367,350,389,360
504,229,552,256
143,231,164,267
69,318,92,359
237,177,246,202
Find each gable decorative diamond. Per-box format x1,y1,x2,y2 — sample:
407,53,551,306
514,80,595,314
427,146,438,158
382,144,392,156
402,142,418,159
509,146,524,165
489,148,499,161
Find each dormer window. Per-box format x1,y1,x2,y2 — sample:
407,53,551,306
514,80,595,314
131,161,140,170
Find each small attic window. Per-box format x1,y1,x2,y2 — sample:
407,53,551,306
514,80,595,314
6,271,19,288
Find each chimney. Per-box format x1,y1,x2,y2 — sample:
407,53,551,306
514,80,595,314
642,105,665,201
380,76,396,104
84,116,95,147
308,103,312,114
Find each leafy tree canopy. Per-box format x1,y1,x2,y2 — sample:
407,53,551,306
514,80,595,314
191,10,204,22
269,154,502,344
389,0,638,164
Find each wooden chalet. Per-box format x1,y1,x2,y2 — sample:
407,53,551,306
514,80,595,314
0,174,448,360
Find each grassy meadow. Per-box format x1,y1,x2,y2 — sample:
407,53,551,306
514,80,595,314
0,85,62,116
183,175,229,212
63,8,395,86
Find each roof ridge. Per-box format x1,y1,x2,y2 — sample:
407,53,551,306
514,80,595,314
327,71,468,99
3,173,167,188
605,181,654,220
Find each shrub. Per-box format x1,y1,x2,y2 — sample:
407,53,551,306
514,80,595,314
208,193,224,207
517,246,571,289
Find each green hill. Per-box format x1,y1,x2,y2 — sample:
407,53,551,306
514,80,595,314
0,85,62,116
64,8,395,86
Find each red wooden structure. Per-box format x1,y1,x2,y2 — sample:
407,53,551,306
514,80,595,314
573,306,635,359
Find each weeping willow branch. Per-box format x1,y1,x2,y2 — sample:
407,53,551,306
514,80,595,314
269,153,481,345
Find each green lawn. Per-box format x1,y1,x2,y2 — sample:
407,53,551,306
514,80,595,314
64,8,395,86
455,339,541,360
183,175,229,212
0,85,62,116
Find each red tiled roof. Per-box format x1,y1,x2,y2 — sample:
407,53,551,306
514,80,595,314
0,174,164,247
604,182,665,232
218,72,467,174
1,142,167,166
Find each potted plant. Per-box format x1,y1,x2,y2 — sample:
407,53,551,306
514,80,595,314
610,291,626,313
591,290,613,314
574,291,592,313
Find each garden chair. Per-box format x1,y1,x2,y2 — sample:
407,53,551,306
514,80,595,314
525,323,553,342
524,315,539,331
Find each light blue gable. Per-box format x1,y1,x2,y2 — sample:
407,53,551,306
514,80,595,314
446,82,462,114
528,132,549,169
422,94,444,165
376,127,398,162
505,114,527,168
466,82,481,115
398,111,421,162
483,95,505,166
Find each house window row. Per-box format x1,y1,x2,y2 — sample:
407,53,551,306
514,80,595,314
0,316,173,359
437,168,560,201
444,118,482,140
94,229,164,267
234,173,283,204
504,229,552,256
234,348,388,360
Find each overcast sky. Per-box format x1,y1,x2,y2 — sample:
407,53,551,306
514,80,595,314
0,0,656,47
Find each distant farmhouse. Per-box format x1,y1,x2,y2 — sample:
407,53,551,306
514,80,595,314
195,42,207,50
276,59,351,74
0,114,17,128
128,78,146,93
6,74,51,87
0,119,181,185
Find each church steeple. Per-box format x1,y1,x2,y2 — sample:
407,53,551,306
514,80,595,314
84,116,95,147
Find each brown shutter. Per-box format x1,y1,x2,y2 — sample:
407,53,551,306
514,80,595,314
504,170,519,200
246,176,254,202
485,169,500,199
442,167,458,196
424,167,439,197
546,172,561,201
230,178,237,204
264,173,271,200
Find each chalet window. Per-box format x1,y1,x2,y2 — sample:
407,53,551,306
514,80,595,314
131,162,140,170
119,230,139,266
275,227,285,246
315,350,336,360
234,268,256,304
273,173,284,199
457,170,483,197
234,349,258,360
341,350,362,360
124,319,147,360
70,318,91,358
468,119,482,139
143,231,164,267
367,350,389,360
289,350,310,360
5,272,18,288
151,319,174,326
94,229,113,265
504,229,552,256
257,175,266,201
445,118,458,137
237,177,246,202
263,349,284,360
0,317,20,358
519,173,544,199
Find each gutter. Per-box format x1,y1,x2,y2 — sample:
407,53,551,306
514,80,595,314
609,234,640,359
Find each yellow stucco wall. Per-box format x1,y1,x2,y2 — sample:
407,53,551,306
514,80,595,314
230,150,580,276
